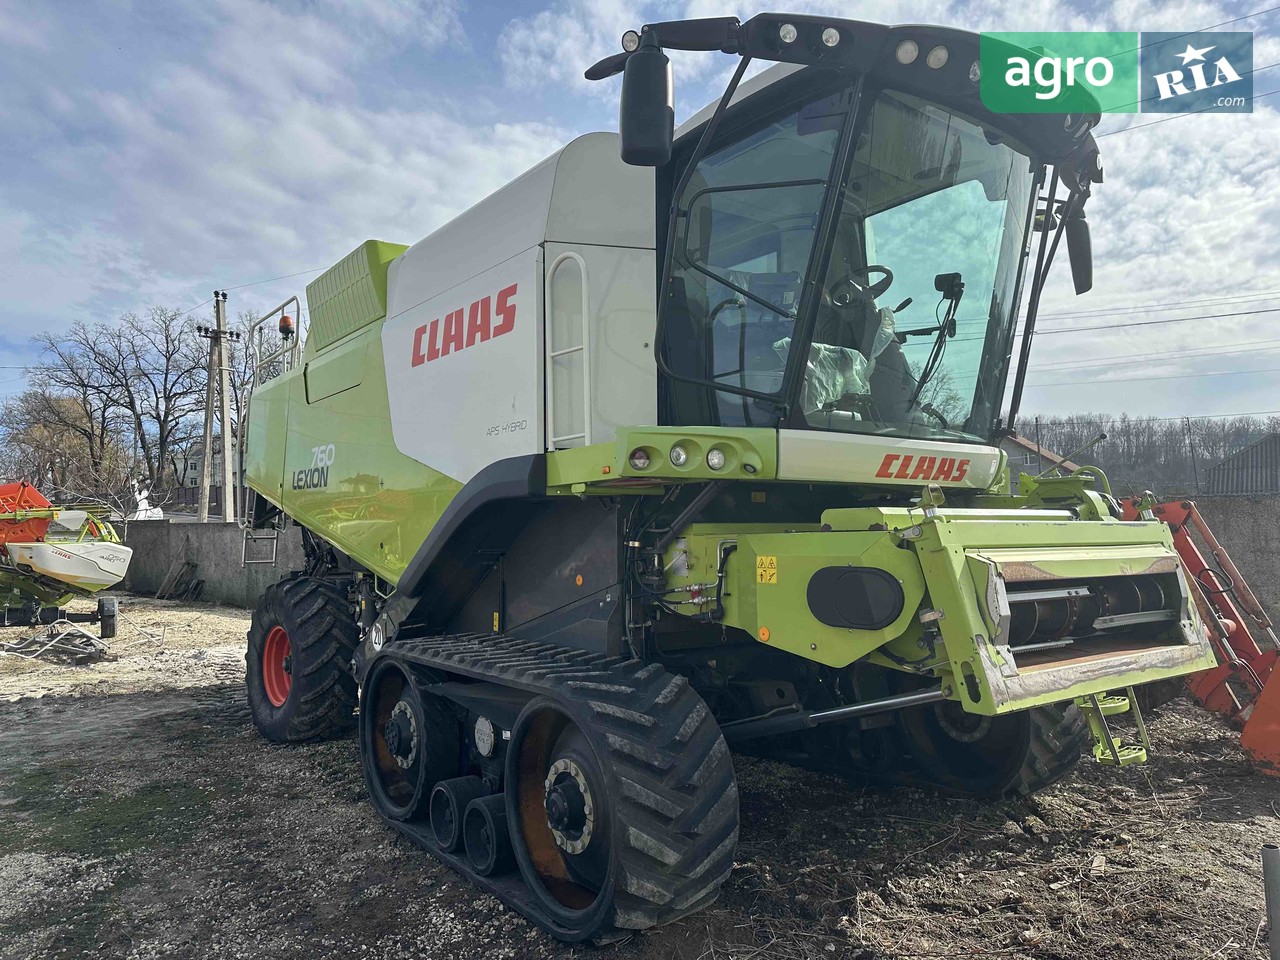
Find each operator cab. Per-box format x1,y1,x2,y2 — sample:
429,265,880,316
589,15,1103,448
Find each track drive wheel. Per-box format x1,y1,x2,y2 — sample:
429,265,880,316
506,676,739,942
360,658,462,821
246,576,359,743
898,696,1089,798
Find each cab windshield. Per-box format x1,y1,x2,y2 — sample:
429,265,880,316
663,85,1038,443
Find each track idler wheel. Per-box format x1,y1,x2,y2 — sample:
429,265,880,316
508,699,615,935
360,659,460,821
430,776,487,852
464,794,515,876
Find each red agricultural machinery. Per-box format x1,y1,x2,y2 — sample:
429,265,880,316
1120,495,1280,774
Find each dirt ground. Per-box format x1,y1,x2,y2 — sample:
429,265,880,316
0,595,1276,959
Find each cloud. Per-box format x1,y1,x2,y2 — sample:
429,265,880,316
0,0,566,366
1,0,1276,423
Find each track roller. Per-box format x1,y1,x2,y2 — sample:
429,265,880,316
464,794,515,876
430,777,487,852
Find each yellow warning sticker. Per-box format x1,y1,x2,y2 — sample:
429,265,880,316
756,555,778,584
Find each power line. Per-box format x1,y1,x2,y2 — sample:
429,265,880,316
1088,5,1280,114
224,268,325,291
1037,289,1280,322
1031,365,1280,387
1034,338,1280,371
178,297,214,319
1098,88,1280,137
174,269,325,321
1137,4,1280,47
1021,408,1280,424
1108,59,1279,113
956,305,1280,343
1038,306,1280,334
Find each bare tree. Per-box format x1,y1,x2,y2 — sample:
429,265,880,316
1022,412,1280,496
35,309,206,493
25,334,120,484
0,388,131,498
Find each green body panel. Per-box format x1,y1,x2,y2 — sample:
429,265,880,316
304,240,408,359
665,522,926,665
663,505,1216,716
245,320,461,583
545,427,778,494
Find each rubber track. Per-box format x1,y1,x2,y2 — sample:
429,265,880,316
378,632,740,940
1010,702,1090,796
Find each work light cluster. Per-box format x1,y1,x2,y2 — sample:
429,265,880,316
627,444,756,474
890,36,981,83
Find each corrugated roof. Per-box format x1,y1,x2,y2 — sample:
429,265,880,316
1206,433,1280,495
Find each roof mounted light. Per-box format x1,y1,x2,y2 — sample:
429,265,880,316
821,27,840,47
895,40,919,64
778,22,798,44
969,60,981,83
621,29,641,53
926,45,949,69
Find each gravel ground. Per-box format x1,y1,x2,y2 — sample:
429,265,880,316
0,595,1276,959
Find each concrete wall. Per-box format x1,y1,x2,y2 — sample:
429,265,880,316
116,497,1280,619
122,520,304,609
1188,495,1280,625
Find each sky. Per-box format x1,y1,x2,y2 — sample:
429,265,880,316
1,0,1278,423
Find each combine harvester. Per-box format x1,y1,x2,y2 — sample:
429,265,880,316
0,481,130,637
236,14,1258,941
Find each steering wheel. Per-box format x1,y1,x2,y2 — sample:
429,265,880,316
827,265,894,307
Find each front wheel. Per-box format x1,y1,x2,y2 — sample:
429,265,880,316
246,576,359,743
897,698,1089,798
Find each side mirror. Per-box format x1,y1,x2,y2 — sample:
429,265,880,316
619,34,673,166
1065,208,1093,295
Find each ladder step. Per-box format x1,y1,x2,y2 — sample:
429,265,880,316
1076,688,1152,767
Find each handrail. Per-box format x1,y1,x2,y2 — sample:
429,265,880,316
246,295,304,389
238,294,304,529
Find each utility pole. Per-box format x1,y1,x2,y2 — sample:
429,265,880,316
1185,416,1202,495
216,291,236,522
196,291,242,522
196,295,218,523
1035,416,1044,473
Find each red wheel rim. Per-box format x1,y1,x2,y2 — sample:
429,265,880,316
263,625,292,707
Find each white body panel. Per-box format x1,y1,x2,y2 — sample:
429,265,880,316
384,247,543,483
777,430,1004,488
544,243,656,448
8,541,133,591
382,132,657,479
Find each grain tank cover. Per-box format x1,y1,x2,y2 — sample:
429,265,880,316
305,239,409,356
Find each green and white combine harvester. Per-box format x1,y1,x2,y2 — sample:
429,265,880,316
239,15,1216,941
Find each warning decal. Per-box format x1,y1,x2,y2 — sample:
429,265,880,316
756,555,778,585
